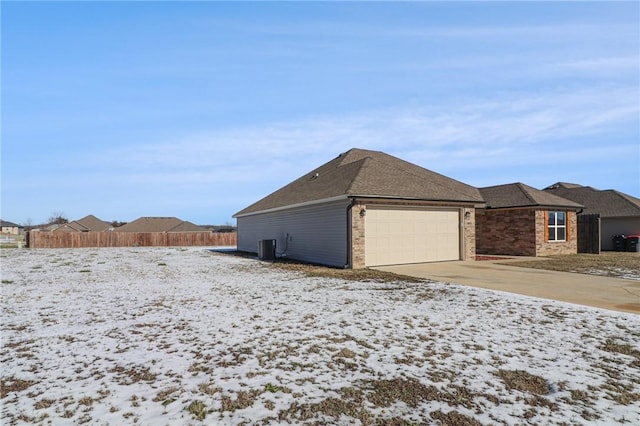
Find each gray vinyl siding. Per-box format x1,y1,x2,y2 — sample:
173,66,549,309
601,217,640,250
237,199,350,267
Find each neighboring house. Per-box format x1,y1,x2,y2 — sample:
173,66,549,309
544,182,640,251
233,148,484,268
476,183,582,256
114,217,208,233
1,220,23,235
202,225,237,233
50,215,112,233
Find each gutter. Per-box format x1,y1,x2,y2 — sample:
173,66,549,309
345,198,356,269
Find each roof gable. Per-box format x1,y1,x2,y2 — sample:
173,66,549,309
479,183,583,210
115,217,184,232
544,185,640,217
50,222,89,232
114,217,207,233
75,215,111,231
234,148,484,216
167,221,208,232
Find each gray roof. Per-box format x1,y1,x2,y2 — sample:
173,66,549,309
234,148,484,216
1,220,21,228
479,183,583,210
544,183,640,218
114,217,208,232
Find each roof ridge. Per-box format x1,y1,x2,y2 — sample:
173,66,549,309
515,182,538,205
344,157,372,195
167,222,183,232
610,189,640,208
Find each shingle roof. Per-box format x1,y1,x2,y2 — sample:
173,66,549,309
544,185,640,218
234,148,484,216
75,215,111,231
114,217,208,232
168,221,209,232
1,220,21,228
547,182,584,189
51,222,89,232
479,183,583,210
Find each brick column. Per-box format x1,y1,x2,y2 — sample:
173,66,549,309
350,201,366,268
462,207,476,260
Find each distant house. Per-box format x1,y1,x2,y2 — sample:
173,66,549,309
544,182,640,251
50,215,111,233
202,225,237,233
234,148,484,268
114,217,209,233
476,183,582,256
1,220,23,235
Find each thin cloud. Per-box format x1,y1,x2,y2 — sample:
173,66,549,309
101,85,638,184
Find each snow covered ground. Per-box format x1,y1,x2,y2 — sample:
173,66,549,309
2,247,639,425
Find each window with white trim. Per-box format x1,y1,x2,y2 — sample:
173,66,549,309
547,211,566,241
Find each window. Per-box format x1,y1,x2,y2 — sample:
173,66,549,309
547,211,566,241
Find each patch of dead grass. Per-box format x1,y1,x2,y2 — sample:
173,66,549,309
1,377,36,398
220,251,424,282
599,339,640,359
270,260,425,283
495,369,549,395
220,389,263,412
108,365,156,385
278,398,372,424
431,409,483,426
502,253,640,279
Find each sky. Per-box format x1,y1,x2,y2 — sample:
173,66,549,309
1,1,639,226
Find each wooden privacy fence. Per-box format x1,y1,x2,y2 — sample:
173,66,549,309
577,214,600,254
28,231,237,249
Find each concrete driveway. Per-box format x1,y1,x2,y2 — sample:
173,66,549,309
375,258,640,314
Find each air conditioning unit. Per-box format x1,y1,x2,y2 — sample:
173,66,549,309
258,239,276,261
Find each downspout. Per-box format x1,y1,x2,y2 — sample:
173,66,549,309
345,198,356,269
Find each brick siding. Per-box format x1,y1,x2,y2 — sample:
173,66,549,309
350,201,366,268
535,210,578,256
476,208,577,256
476,209,537,256
462,207,476,261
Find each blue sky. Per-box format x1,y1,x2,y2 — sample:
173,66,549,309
2,1,639,225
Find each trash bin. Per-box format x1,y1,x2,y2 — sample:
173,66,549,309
258,239,276,261
626,235,640,252
612,235,627,252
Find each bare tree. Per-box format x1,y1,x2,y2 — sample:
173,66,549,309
48,211,69,225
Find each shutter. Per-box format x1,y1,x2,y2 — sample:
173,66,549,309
544,211,549,242
566,211,571,241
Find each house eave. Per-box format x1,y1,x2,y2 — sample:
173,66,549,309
233,195,350,218
349,194,486,208
483,204,583,211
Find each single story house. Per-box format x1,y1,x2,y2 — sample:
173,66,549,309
544,182,640,251
476,183,583,256
1,220,23,235
114,217,208,233
233,148,485,268
50,215,111,232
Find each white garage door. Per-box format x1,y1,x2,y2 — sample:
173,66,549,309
365,207,460,266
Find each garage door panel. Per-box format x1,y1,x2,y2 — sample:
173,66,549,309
365,208,460,266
